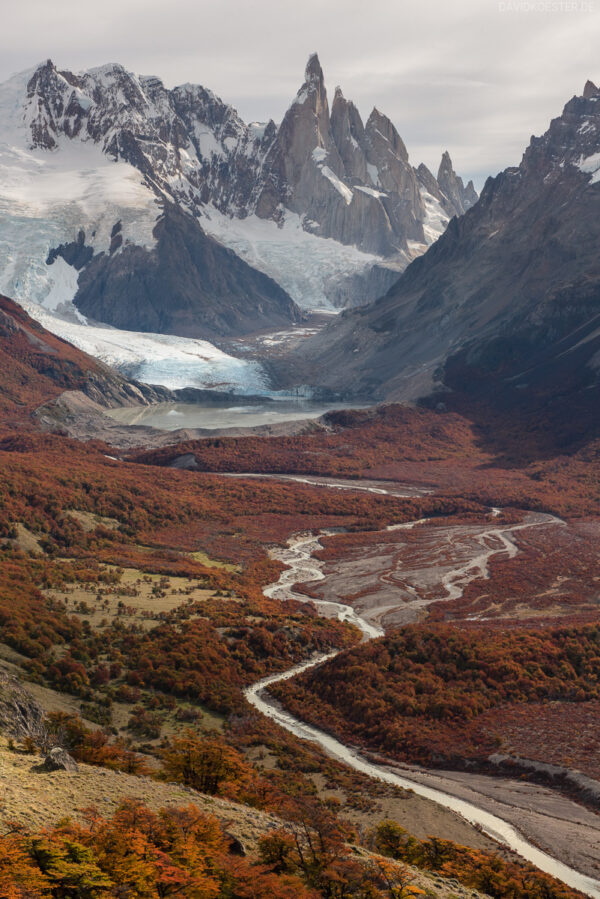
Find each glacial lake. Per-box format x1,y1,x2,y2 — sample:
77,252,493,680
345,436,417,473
106,400,365,431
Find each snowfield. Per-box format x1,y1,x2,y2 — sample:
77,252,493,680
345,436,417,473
0,67,266,393
0,138,160,310
199,207,392,311
578,151,600,184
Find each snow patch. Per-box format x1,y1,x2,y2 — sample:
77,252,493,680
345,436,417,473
293,87,309,106
311,146,353,204
320,166,353,204
248,122,268,141
406,239,428,258
194,126,222,158
577,151,600,184
419,186,450,244
355,185,387,199
366,162,381,187
578,120,595,135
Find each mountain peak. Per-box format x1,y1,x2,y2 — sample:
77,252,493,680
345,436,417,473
27,58,58,89
366,107,395,133
583,79,600,99
436,151,478,216
365,107,408,163
0,55,478,316
291,54,326,108
365,107,386,131
286,81,600,403
305,53,323,83
438,150,453,173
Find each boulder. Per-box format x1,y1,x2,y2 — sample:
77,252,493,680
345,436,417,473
41,747,79,773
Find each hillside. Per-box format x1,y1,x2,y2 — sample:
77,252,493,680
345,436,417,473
0,294,171,430
0,304,595,896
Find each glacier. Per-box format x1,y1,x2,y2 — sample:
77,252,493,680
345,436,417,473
18,297,268,393
199,207,400,312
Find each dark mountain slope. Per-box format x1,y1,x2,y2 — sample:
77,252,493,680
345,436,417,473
279,81,600,405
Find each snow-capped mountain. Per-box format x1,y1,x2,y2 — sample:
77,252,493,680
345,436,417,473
0,54,476,335
278,79,600,405
0,62,303,339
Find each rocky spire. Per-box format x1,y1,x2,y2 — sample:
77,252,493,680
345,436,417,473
330,86,367,181
255,54,344,221
415,162,445,201
583,79,599,100
365,107,409,163
437,151,477,216
283,52,333,156
463,179,478,208
437,150,454,181
293,53,328,115
305,52,324,84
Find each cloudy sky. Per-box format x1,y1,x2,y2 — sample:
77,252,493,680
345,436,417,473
3,0,599,188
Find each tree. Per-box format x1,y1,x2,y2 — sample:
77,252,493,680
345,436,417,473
28,837,113,898
258,830,298,874
161,730,243,795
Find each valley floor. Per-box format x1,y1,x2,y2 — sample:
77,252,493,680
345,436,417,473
250,491,600,894
2,376,600,897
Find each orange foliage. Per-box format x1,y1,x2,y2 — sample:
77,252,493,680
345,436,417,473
273,623,600,769
372,820,580,899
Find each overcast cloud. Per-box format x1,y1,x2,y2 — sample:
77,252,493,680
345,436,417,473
3,0,599,188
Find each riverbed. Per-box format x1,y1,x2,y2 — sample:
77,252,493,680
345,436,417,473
244,479,600,898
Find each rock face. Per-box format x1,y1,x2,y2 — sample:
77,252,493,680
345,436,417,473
0,672,77,774
436,151,478,217
0,54,477,332
279,81,600,403
23,55,475,255
0,671,48,746
250,56,435,256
